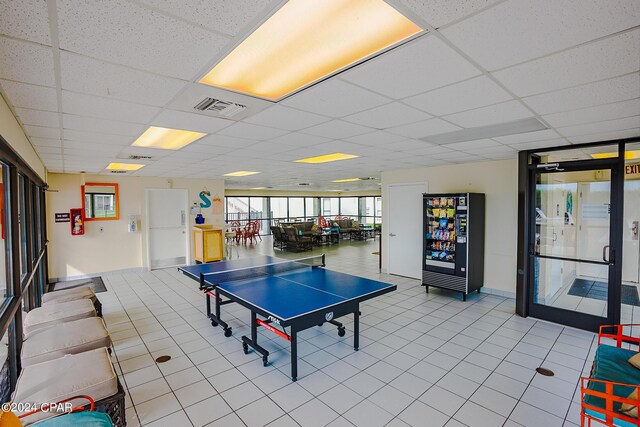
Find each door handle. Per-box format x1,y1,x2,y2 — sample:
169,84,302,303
602,245,610,263
633,221,639,241
181,210,186,226
389,233,396,237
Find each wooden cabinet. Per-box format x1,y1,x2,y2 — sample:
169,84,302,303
193,225,223,263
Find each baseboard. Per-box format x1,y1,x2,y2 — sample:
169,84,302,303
49,267,145,283
481,286,516,299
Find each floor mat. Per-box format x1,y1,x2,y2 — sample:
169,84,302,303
50,276,107,294
568,278,639,306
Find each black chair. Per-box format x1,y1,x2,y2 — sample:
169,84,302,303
271,226,287,249
283,227,312,252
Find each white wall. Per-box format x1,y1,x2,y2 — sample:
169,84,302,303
0,94,46,181
46,173,224,280
381,159,518,296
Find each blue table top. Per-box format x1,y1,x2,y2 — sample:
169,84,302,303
179,255,279,283
218,267,395,321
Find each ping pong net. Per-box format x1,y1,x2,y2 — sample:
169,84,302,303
199,254,325,290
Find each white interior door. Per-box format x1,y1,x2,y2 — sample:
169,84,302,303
146,189,188,269
388,182,427,279
576,182,610,281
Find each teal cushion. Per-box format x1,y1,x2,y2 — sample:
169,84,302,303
35,412,113,427
584,345,640,426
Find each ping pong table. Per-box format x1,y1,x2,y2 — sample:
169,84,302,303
178,255,396,380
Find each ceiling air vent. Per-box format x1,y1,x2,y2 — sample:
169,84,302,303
127,155,152,160
193,97,247,118
110,170,127,174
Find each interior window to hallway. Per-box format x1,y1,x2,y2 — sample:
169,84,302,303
622,142,640,324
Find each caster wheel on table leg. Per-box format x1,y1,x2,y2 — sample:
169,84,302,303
242,342,249,354
262,356,268,367
211,320,218,327
224,328,232,337
338,328,346,337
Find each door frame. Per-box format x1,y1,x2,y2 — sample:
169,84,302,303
385,181,428,278
144,188,189,270
517,140,632,332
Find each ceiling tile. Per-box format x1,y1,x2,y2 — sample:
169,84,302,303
14,108,59,128
35,146,62,155
444,138,503,151
64,129,134,145
63,140,125,153
281,79,391,118
0,1,50,45
30,137,61,147
442,0,640,70
63,114,145,136
343,102,431,129
387,118,461,138
385,139,434,152
0,37,55,87
507,138,570,151
61,91,160,123
60,52,186,107
345,131,406,146
244,106,329,131
199,134,257,148
493,129,561,144
523,73,640,115
217,122,288,141
57,0,229,79
24,125,59,139
403,76,513,116
557,116,640,137
342,36,480,99
152,109,233,134
494,29,640,97
397,0,504,28
137,0,272,36
542,98,640,128
301,120,372,139
0,80,58,111
443,100,533,127
567,128,640,144
267,132,331,148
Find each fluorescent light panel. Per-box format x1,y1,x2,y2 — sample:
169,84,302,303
332,178,361,182
200,0,422,100
106,163,145,171
295,153,360,164
132,126,207,150
423,118,548,145
223,171,261,177
591,150,640,160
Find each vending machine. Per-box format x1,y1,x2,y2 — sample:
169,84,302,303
423,193,485,300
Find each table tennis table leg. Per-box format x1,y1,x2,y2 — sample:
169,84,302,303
290,329,298,381
353,308,360,351
205,290,232,337
241,311,269,368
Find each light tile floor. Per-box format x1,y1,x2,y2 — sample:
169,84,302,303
98,236,603,427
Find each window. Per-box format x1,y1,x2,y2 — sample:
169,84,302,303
227,197,249,222
340,197,358,217
322,198,338,217
271,198,288,221
305,197,318,219
0,163,7,300
289,198,304,220
18,175,27,281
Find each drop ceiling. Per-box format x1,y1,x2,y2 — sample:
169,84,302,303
0,0,638,192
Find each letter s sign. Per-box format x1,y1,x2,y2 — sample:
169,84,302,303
199,191,211,208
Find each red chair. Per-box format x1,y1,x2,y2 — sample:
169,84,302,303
241,221,258,245
230,220,241,244
253,220,262,241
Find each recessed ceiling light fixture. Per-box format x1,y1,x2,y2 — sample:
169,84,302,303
295,153,360,164
332,178,361,183
591,150,640,160
250,187,266,190
199,0,422,101
106,163,145,171
223,171,261,177
132,126,207,150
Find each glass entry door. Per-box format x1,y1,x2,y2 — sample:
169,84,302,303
529,163,620,330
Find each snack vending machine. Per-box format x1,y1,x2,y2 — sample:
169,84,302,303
422,193,485,300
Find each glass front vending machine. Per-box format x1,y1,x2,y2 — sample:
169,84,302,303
423,193,485,301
